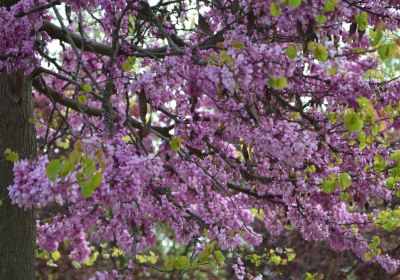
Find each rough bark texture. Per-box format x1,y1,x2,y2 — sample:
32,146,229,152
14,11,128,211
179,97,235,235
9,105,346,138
0,70,36,280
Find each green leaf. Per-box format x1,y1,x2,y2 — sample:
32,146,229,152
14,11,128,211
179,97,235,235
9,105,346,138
270,2,281,17
60,160,75,177
77,95,87,105
357,97,371,108
386,177,396,189
233,41,245,50
81,182,92,198
174,256,190,270
329,67,337,75
213,250,225,267
371,124,379,136
122,62,133,72
269,76,287,90
90,172,103,189
321,177,338,193
128,15,136,30
371,235,380,247
81,83,92,93
374,154,387,171
285,45,298,59
378,43,398,60
389,150,400,162
324,0,339,12
288,0,302,8
82,156,95,176
122,56,136,72
327,112,338,124
357,131,366,144
277,77,287,89
306,272,318,280
316,14,327,24
51,251,61,261
364,252,373,261
391,166,400,178
314,44,328,61
355,11,368,31
388,43,399,57
338,172,352,190
81,172,103,198
378,44,389,60
164,257,174,270
371,31,383,47
269,255,281,265
285,248,296,261
170,136,182,152
46,159,62,182
4,148,19,163
344,110,364,132
340,192,350,201
198,251,211,263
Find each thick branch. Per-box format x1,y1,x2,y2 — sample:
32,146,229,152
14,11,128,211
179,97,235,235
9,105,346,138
41,21,172,58
32,77,103,116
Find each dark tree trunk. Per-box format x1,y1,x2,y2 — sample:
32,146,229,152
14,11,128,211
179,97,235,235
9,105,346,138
0,70,36,279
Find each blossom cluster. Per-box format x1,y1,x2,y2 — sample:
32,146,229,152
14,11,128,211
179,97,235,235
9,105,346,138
4,0,400,277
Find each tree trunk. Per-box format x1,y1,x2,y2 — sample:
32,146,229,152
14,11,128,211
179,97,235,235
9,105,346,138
0,70,36,280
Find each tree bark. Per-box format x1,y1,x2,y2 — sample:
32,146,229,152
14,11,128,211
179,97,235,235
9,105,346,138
0,70,36,280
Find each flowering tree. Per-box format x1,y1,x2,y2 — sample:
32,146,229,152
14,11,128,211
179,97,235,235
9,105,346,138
1,0,400,279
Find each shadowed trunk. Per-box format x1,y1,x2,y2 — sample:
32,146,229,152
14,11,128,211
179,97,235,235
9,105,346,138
0,69,36,279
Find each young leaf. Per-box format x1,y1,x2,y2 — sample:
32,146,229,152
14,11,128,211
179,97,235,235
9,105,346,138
357,131,366,144
364,252,373,261
81,83,92,93
269,76,287,90
329,67,337,75
374,154,387,171
174,255,190,270
269,254,281,265
77,95,87,105
82,156,96,176
378,44,389,60
164,258,174,270
285,45,298,58
288,0,302,8
128,15,135,31
270,2,281,17
60,160,75,177
277,77,287,89
338,172,352,190
4,148,19,163
316,14,327,24
213,250,225,267
314,44,328,61
285,249,296,262
324,0,339,12
321,178,337,193
340,192,350,201
46,159,62,182
51,251,61,261
355,11,368,31
122,56,136,72
90,172,103,190
344,110,363,132
81,172,102,198
371,31,383,47
170,136,182,152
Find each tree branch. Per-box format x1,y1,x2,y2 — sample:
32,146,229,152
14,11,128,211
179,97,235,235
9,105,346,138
32,77,103,116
